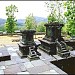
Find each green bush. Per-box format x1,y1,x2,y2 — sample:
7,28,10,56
0,26,6,31
36,22,46,32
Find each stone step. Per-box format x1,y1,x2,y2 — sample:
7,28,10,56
61,50,68,53
58,52,70,58
61,46,65,48
61,45,65,47
61,44,65,47
58,51,70,54
61,48,66,50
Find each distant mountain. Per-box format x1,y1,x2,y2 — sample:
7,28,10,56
34,16,48,23
0,18,6,26
0,16,48,26
17,19,25,26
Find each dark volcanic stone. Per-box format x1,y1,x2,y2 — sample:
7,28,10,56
39,22,64,55
18,29,41,59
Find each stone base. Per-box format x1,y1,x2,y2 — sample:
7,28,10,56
39,39,56,55
51,57,75,74
36,51,41,56
17,50,27,58
65,41,75,50
27,55,40,61
18,43,29,58
58,52,70,58
39,46,50,55
0,55,10,61
18,43,41,58
0,47,11,61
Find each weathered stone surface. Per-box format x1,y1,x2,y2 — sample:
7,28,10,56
39,22,64,55
0,45,66,74
0,47,11,61
4,64,21,74
18,30,41,60
27,64,52,74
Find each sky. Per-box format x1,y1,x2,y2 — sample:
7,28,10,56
0,1,50,19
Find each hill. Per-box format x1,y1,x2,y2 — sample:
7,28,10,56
0,16,48,26
0,18,6,26
34,16,48,23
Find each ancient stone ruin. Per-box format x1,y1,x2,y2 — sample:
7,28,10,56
17,30,41,60
39,22,71,58
0,46,11,61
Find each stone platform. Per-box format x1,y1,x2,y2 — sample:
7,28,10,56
0,44,67,74
0,45,10,61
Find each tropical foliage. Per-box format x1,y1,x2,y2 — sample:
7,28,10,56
5,4,18,35
36,22,46,32
45,1,64,23
64,1,75,36
25,13,36,30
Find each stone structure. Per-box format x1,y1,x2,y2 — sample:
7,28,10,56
44,22,64,42
0,47,11,61
56,40,70,58
51,57,75,74
17,30,41,59
39,22,70,57
65,40,75,50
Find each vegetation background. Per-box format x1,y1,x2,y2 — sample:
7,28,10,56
0,1,75,38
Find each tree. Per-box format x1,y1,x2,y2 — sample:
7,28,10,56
5,4,18,35
36,22,46,32
45,1,64,23
0,26,5,31
25,13,36,30
64,1,75,36
45,1,57,23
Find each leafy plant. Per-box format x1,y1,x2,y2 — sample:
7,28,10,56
5,4,18,35
45,1,64,23
36,22,46,32
64,1,75,36
25,13,36,30
0,26,6,31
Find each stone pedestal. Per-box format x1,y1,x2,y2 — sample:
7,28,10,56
17,30,41,59
18,43,29,58
39,22,64,55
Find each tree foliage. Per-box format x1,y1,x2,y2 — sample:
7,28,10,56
36,22,46,32
5,4,18,34
45,2,57,22
0,26,5,31
25,13,36,30
64,1,75,36
45,1,64,23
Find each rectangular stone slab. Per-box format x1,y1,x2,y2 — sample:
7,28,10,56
0,47,11,61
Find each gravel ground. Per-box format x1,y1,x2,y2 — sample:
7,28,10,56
0,35,20,46
0,35,45,46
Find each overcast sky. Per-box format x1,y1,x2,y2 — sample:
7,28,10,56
0,1,50,19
